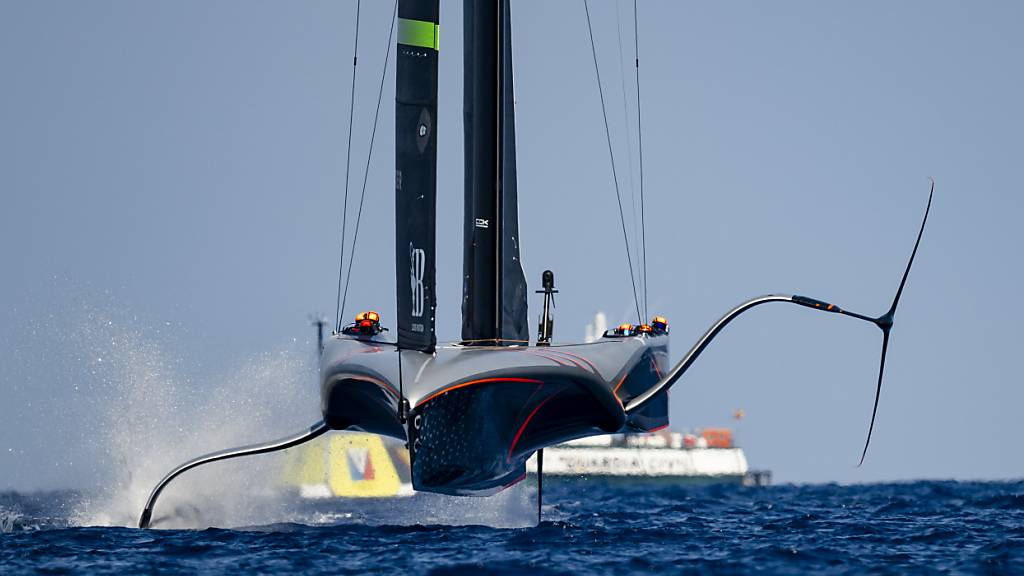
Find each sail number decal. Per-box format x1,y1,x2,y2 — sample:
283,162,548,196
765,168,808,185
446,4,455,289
410,243,426,329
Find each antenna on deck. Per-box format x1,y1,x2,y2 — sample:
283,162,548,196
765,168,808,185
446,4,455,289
536,270,558,346
309,314,328,355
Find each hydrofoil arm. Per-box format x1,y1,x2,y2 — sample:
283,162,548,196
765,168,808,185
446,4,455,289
138,420,329,529
624,294,876,412
626,181,933,466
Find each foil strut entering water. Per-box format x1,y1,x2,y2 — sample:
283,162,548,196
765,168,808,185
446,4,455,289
138,421,328,529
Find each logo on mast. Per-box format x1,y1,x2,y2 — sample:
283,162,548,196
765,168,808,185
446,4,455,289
410,243,426,324
416,108,432,154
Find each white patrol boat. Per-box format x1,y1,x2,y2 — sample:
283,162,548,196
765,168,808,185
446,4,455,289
527,429,769,486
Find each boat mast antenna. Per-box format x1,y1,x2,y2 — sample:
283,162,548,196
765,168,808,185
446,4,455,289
310,314,328,354
536,270,558,345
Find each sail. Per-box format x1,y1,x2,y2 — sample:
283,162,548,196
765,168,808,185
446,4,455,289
499,0,530,344
461,0,530,345
395,0,440,352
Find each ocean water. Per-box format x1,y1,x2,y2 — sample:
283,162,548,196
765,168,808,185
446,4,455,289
2,480,1021,574
3,309,1020,573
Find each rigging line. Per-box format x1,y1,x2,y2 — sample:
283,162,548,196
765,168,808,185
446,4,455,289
339,0,399,323
585,0,642,326
634,0,649,322
614,0,642,319
335,0,363,332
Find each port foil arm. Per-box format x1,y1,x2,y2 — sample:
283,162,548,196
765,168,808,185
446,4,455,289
624,294,808,413
626,180,933,466
138,420,330,529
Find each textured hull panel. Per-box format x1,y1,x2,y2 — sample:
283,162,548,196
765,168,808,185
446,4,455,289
409,377,622,495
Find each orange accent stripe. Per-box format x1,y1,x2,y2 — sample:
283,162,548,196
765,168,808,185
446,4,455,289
650,357,663,380
524,350,573,367
367,376,401,399
416,377,543,407
552,350,598,373
507,393,557,460
647,423,669,432
358,375,397,397
613,374,628,394
334,373,400,399
543,351,584,369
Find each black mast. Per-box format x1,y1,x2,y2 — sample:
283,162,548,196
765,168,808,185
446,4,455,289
395,0,440,353
462,0,529,345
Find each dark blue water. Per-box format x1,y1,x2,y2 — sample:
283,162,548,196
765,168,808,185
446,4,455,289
2,480,1022,574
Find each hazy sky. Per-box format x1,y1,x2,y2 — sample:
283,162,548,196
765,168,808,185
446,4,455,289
2,1,1022,491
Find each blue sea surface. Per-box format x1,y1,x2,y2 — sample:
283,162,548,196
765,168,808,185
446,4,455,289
2,480,1022,574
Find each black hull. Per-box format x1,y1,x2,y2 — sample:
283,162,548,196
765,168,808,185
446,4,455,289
319,334,670,496
322,376,405,440
410,375,624,495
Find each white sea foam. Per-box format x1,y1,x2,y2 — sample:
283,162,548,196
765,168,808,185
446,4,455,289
61,305,537,529
0,509,23,533
66,308,318,529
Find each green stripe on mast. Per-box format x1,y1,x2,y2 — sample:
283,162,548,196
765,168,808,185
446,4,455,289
398,18,439,50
